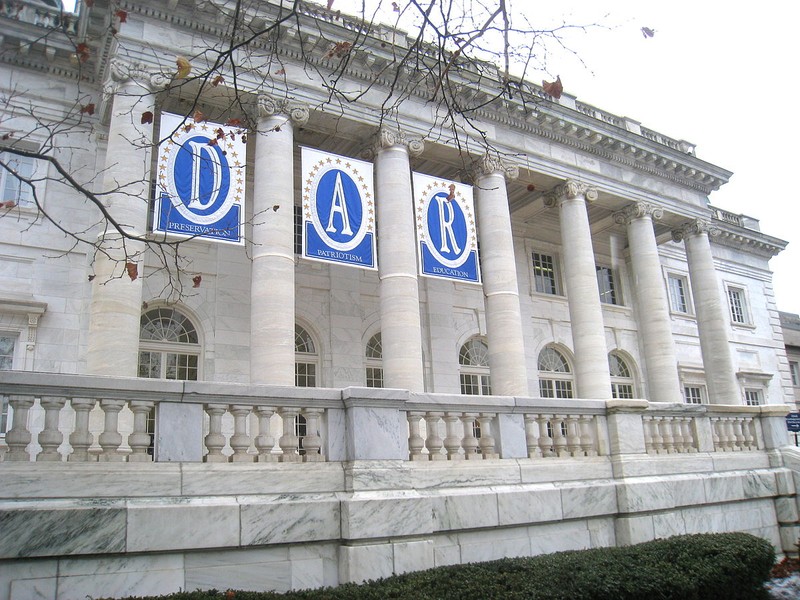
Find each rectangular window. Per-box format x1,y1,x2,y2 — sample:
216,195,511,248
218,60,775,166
295,362,316,387
744,389,762,406
596,266,619,305
611,383,634,399
539,379,573,399
460,373,479,395
366,366,384,388
684,386,704,404
294,205,303,255
790,361,800,387
532,252,558,295
668,274,689,314
0,396,8,434
1,152,36,208
727,286,749,324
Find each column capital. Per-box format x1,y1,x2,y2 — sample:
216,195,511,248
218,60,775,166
364,127,424,159
470,154,519,182
544,180,598,208
613,201,664,226
671,219,720,243
108,60,169,91
256,94,309,125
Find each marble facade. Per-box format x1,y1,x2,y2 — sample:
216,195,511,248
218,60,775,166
0,1,799,598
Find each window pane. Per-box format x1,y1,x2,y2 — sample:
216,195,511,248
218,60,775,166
596,266,618,305
791,362,800,387
611,383,634,399
140,308,198,343
0,396,8,433
296,362,316,387
744,389,762,406
539,379,554,398
538,347,570,372
295,325,316,354
554,380,573,399
684,386,703,404
1,153,35,207
138,351,161,379
728,288,747,324
294,205,303,255
459,338,489,366
0,335,14,370
365,333,382,359
460,373,479,395
481,375,492,396
532,252,557,295
668,276,687,313
366,366,383,388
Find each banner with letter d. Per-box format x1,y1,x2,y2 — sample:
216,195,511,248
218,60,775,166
301,147,376,270
413,172,481,284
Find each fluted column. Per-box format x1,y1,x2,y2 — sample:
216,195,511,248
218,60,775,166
471,155,528,396
614,203,682,403
544,181,611,399
250,95,309,385
87,62,167,375
372,128,425,391
672,220,740,404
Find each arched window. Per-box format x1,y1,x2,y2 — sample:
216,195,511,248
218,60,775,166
609,352,635,399
538,346,573,399
459,337,492,395
295,324,318,387
365,332,383,388
138,307,200,381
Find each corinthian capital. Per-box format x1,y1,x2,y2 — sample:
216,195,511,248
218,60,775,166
613,201,664,226
470,154,519,182
671,218,720,243
544,180,598,208
364,127,424,158
256,94,309,125
109,60,169,91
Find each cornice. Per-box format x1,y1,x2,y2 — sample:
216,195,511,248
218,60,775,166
708,223,787,258
110,1,729,195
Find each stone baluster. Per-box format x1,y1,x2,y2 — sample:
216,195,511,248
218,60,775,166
565,415,581,456
254,406,277,462
443,412,464,460
732,418,746,451
461,413,480,460
302,408,325,462
5,395,34,461
128,401,154,462
37,396,66,462
524,414,542,458
680,417,696,453
642,416,654,453
229,405,254,462
579,416,597,456
743,418,757,450
537,414,553,457
717,418,732,451
424,412,445,460
407,411,426,461
278,407,302,462
651,417,665,453
477,413,498,459
711,417,722,451
204,404,229,463
551,416,569,457
725,418,738,451
659,418,675,453
69,398,96,462
98,399,126,461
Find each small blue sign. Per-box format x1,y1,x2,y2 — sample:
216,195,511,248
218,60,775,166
413,173,480,284
786,412,800,432
301,148,376,270
153,113,246,245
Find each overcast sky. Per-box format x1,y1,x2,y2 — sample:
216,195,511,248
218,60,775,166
61,1,799,313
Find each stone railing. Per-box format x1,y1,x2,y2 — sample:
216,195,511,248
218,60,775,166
0,0,78,34
0,371,792,464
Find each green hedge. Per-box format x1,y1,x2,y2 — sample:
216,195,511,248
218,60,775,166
109,532,775,600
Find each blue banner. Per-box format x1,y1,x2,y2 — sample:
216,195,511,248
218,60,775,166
301,147,376,270
413,173,480,284
153,112,246,245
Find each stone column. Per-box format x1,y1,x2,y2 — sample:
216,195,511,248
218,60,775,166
544,181,611,399
672,220,740,404
87,61,167,376
372,128,424,391
614,203,682,403
471,155,528,396
250,95,309,385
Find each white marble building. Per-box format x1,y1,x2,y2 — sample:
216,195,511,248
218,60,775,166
1,1,799,599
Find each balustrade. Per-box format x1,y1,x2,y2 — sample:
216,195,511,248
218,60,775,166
711,415,757,451
406,411,497,460
644,414,697,454
523,413,599,458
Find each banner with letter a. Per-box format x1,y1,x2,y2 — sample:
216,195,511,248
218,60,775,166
301,147,376,270
413,172,481,284
153,112,246,244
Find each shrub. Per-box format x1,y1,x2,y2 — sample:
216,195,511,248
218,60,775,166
107,532,775,600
